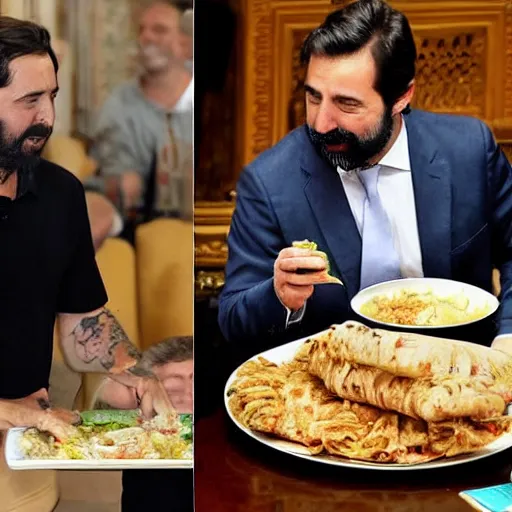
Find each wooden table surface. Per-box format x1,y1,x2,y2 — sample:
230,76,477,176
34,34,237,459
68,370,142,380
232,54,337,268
194,408,512,512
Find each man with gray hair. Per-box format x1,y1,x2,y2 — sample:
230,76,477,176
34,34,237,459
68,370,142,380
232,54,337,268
94,336,193,512
85,0,193,249
94,336,193,413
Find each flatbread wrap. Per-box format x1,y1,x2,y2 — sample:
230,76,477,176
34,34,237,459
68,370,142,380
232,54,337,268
327,321,512,386
227,358,509,464
291,240,343,285
302,328,508,422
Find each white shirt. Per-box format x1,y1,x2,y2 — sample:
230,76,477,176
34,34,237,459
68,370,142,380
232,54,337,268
172,78,194,113
338,117,424,278
285,117,424,326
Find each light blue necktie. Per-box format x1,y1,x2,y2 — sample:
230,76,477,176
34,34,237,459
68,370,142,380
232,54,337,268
359,165,402,290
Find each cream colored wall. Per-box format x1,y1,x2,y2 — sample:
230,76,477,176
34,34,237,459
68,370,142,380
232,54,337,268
67,0,136,135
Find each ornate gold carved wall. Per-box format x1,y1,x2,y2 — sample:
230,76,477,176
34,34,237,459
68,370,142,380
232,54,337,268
195,0,512,295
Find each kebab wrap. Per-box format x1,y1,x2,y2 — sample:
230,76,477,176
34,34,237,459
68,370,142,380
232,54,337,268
227,358,510,463
328,321,512,386
301,329,508,422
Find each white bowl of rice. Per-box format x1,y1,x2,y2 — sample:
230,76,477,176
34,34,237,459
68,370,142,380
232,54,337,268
351,277,499,329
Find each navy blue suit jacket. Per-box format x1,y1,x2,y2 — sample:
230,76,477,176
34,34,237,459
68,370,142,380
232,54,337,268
218,110,512,347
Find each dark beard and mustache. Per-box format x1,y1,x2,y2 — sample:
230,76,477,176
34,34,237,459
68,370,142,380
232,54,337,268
0,121,52,183
307,107,395,171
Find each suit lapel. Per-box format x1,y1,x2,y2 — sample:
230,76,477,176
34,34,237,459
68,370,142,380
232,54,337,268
300,129,362,298
299,114,453,293
405,113,452,278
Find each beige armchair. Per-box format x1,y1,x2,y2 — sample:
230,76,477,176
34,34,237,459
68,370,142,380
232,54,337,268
136,218,193,349
42,134,97,182
75,238,140,410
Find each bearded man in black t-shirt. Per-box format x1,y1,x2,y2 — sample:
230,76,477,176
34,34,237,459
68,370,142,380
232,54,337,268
0,17,174,440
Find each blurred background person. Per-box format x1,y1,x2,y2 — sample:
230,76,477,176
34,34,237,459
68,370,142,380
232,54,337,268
84,0,193,250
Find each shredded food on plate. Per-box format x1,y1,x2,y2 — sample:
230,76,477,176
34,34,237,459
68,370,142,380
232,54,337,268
360,289,491,326
18,412,193,460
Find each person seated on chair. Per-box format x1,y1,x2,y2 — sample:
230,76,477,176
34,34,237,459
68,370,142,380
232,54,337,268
93,336,193,512
84,0,193,250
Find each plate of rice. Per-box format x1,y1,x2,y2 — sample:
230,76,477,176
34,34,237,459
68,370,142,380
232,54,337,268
351,278,499,329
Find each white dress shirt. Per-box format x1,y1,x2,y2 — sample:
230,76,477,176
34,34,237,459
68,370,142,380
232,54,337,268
339,117,424,279
285,117,424,327
172,78,194,113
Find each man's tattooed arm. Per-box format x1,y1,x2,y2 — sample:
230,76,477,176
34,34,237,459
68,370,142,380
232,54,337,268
58,308,154,378
59,309,175,416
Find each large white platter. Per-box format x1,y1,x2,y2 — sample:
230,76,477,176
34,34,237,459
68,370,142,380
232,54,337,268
224,332,512,471
4,428,193,470
351,278,499,330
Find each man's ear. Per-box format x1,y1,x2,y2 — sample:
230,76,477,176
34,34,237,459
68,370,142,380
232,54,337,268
392,80,415,115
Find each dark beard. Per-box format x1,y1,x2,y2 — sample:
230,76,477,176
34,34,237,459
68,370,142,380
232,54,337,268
307,107,395,171
0,121,52,183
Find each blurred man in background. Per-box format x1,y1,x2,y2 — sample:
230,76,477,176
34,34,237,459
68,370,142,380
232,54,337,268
85,0,193,250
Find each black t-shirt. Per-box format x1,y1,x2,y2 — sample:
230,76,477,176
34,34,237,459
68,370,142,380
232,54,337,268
121,469,193,512
0,159,108,399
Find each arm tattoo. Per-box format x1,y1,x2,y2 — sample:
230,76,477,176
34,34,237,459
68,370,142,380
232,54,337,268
71,308,143,373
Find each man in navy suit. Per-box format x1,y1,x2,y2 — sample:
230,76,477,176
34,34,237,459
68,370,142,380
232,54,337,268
218,0,512,351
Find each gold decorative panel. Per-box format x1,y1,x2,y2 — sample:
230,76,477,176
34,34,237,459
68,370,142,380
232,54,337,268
243,0,329,165
412,30,486,116
505,1,512,118
288,29,311,130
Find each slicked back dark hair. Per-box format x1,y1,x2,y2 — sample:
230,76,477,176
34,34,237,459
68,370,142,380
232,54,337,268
300,0,416,111
0,16,59,89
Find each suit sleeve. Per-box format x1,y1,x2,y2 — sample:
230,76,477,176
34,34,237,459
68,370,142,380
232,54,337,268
218,166,289,343
486,123,512,335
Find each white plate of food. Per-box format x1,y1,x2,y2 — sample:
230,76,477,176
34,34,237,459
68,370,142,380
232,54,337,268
5,410,193,470
350,278,499,329
224,323,512,471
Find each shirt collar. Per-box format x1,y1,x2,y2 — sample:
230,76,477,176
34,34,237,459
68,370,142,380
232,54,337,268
16,165,38,199
378,115,411,171
337,115,411,174
172,77,193,113
135,76,194,115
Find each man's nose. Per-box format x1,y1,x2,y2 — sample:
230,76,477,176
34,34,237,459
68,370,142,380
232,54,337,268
313,104,339,134
139,30,157,46
37,105,55,128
